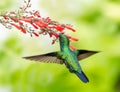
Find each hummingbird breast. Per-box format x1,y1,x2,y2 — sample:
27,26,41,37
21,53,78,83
63,48,82,73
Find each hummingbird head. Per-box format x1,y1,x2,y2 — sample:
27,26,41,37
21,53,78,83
59,33,69,46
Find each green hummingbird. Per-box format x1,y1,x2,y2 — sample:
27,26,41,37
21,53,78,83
23,34,98,83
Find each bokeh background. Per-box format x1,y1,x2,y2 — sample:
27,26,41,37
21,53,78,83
0,0,120,92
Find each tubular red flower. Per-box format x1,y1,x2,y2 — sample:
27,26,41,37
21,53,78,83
11,23,21,30
69,45,77,50
49,32,58,38
21,28,27,33
20,18,39,29
65,26,76,32
10,17,18,22
55,25,64,32
67,35,79,41
34,20,48,28
11,23,26,33
20,18,31,23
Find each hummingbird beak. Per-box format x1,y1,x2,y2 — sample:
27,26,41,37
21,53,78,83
58,33,65,37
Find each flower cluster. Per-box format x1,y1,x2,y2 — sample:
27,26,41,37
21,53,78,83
0,0,78,50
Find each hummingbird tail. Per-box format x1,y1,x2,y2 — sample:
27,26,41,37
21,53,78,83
75,71,89,83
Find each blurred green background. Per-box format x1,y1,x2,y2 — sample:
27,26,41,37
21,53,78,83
0,0,120,92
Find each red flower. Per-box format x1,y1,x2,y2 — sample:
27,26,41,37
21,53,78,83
54,25,64,32
67,35,79,41
0,0,79,46
10,17,18,22
34,20,48,28
20,18,31,23
11,23,26,33
70,45,77,50
21,27,27,33
49,32,59,38
11,23,21,30
65,26,76,32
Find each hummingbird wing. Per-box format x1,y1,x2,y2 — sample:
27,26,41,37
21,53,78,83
23,52,64,64
76,50,99,61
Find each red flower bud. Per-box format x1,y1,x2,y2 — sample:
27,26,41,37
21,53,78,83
26,16,34,18
9,11,15,14
34,11,41,18
46,17,51,22
19,21,23,25
49,33,52,37
31,23,38,29
3,16,7,19
33,32,39,37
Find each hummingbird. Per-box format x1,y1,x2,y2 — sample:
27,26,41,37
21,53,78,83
23,34,98,83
